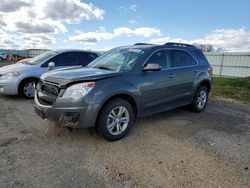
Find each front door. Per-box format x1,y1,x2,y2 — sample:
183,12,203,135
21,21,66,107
140,50,175,113
140,49,198,114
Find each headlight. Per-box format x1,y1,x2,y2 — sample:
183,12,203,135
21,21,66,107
0,71,20,80
62,82,95,100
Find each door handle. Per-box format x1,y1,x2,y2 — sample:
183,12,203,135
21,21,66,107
169,74,175,78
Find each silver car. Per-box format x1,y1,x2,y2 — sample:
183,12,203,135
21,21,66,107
0,49,99,98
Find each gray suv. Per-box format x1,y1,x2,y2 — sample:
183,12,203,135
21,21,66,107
34,43,212,141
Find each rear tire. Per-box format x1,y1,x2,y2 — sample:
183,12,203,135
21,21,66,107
190,86,208,113
97,98,135,141
19,79,37,99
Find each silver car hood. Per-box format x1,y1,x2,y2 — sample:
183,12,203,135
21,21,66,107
0,63,36,74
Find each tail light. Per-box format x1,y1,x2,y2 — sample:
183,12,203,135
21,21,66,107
208,67,213,76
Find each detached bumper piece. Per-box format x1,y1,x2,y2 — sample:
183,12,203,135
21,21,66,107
58,112,80,128
34,105,46,119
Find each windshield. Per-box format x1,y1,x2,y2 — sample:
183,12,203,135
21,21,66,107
88,48,146,71
28,51,58,65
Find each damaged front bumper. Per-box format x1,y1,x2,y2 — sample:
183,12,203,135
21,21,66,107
34,92,100,128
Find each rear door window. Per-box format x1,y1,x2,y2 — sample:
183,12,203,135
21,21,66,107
58,52,81,66
170,50,197,68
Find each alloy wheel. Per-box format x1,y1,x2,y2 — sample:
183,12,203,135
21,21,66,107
106,106,129,136
196,90,207,109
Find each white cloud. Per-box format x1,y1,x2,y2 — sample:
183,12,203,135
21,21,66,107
0,28,56,49
0,0,104,34
35,0,104,23
193,28,250,52
113,27,161,37
70,27,161,44
119,4,137,12
0,0,104,48
0,14,7,26
129,4,137,12
99,46,115,52
20,34,56,47
150,37,171,44
0,0,30,12
150,28,250,52
69,31,113,45
129,19,137,25
134,27,161,37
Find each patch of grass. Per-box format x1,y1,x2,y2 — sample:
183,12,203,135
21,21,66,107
211,77,250,104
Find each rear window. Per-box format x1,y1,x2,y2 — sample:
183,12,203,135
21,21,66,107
170,50,197,68
191,50,209,65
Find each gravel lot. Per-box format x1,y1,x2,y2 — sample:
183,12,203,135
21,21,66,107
0,62,249,187
0,95,249,188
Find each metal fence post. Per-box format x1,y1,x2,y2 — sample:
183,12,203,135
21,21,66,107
219,53,225,77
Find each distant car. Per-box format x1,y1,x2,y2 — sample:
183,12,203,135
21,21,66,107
0,50,100,98
34,43,212,141
0,52,7,61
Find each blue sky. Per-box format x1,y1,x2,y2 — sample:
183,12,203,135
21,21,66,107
83,0,249,37
0,0,250,51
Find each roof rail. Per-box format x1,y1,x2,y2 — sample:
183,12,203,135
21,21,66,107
134,43,154,46
164,42,197,48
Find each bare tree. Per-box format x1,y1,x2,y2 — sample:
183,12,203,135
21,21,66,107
194,44,214,52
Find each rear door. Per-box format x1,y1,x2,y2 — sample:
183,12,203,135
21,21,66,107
168,49,198,103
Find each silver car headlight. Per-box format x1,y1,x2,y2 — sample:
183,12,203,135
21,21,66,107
0,71,20,80
62,82,95,100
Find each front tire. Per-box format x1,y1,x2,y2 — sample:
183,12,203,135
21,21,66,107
190,86,208,113
97,98,135,141
19,79,36,99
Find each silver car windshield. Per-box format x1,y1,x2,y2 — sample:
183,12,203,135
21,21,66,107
28,51,58,65
88,48,146,71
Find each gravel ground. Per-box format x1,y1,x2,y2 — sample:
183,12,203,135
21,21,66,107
0,94,249,188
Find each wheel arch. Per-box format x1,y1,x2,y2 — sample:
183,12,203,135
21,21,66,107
18,77,39,95
198,80,211,93
95,93,138,126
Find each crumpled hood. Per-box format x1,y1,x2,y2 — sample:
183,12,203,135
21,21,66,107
41,67,121,87
0,63,34,74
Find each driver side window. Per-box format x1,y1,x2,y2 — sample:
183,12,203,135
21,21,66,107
42,54,63,67
146,50,170,70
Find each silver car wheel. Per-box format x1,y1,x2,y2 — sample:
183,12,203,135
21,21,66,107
23,82,35,98
107,106,129,136
196,90,207,109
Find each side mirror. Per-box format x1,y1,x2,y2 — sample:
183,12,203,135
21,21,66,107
48,62,55,70
143,63,161,72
